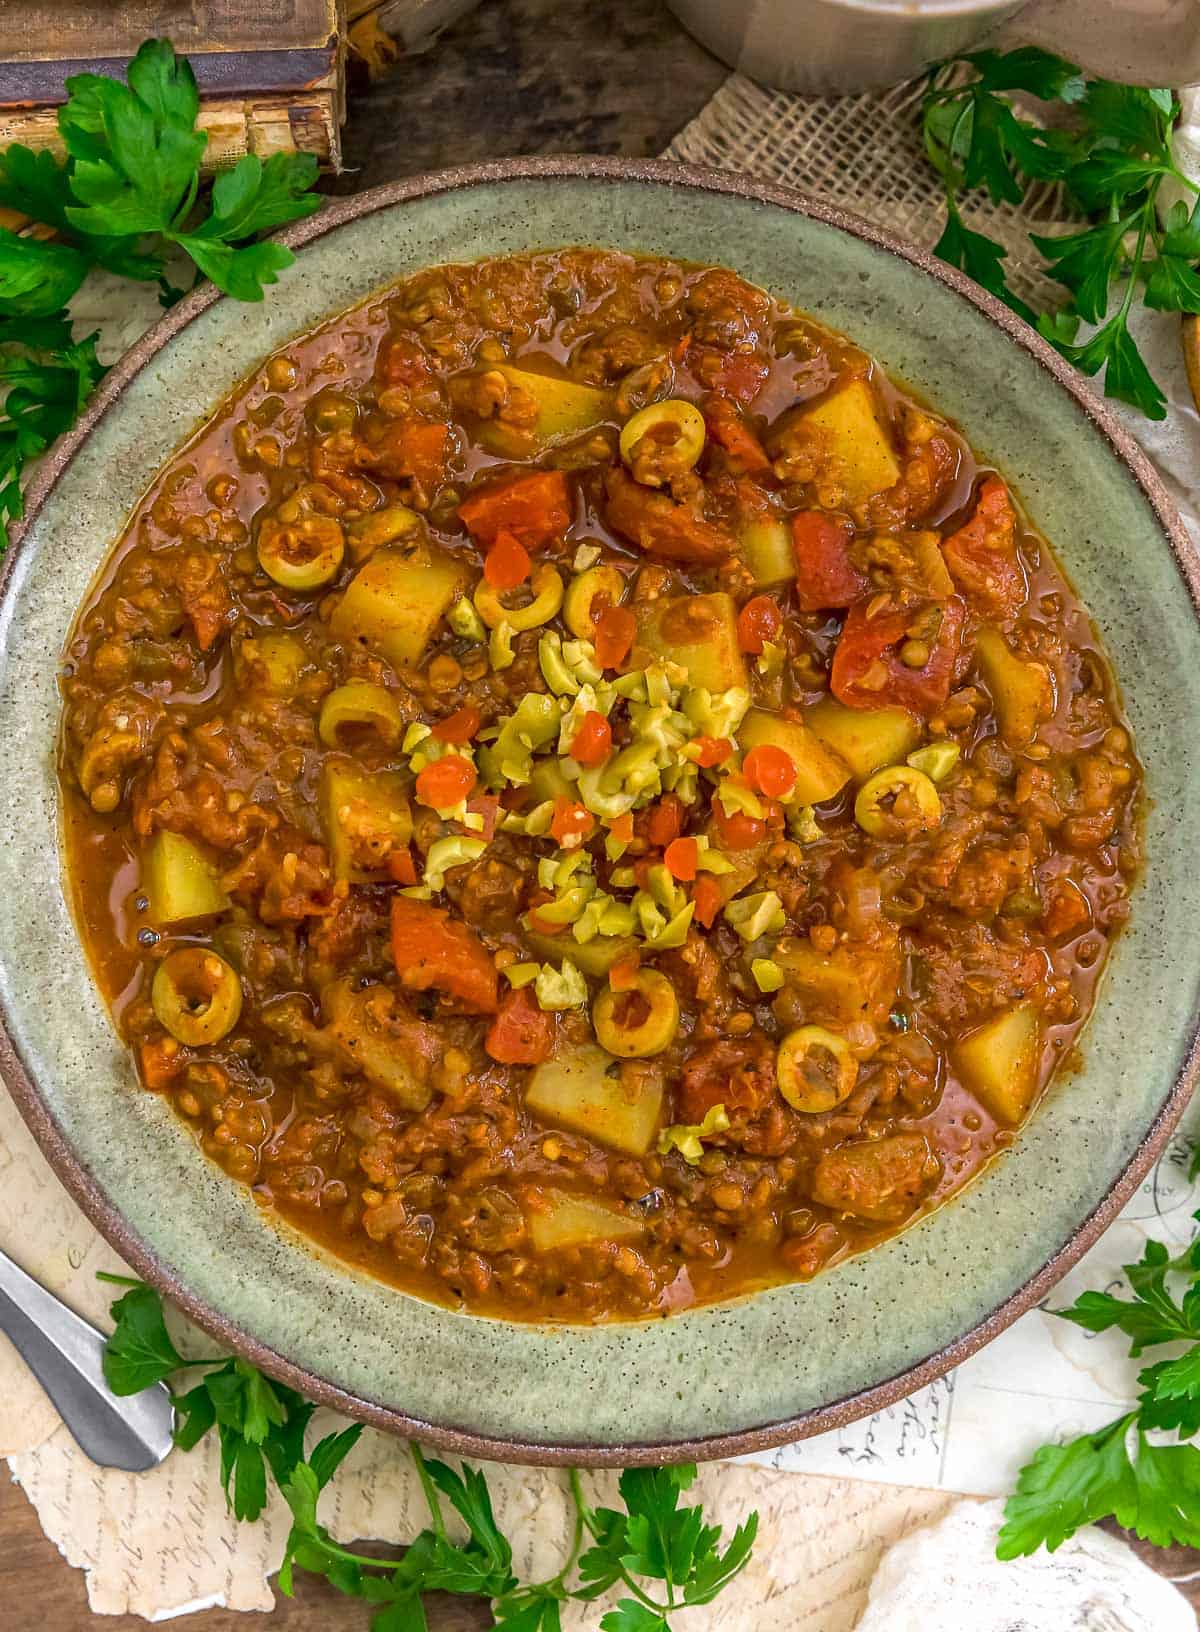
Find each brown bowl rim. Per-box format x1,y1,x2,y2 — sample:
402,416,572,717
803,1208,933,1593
2,154,1197,1467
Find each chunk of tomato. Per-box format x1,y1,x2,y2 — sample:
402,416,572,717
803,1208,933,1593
830,595,965,716
485,986,555,1065
941,476,1026,617
790,511,867,611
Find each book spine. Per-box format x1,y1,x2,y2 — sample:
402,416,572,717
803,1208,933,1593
0,89,340,174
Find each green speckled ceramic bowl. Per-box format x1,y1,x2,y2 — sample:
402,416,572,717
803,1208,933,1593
2,159,1199,1465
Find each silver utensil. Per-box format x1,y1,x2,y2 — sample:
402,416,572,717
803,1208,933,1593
0,1247,175,1471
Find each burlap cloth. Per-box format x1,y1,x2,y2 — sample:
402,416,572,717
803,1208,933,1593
3,70,1199,1625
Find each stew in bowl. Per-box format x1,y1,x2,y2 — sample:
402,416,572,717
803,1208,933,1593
59,247,1141,1324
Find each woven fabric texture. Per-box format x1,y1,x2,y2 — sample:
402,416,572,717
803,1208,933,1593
665,71,1076,308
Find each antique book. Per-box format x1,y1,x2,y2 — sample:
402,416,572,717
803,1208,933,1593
0,0,344,168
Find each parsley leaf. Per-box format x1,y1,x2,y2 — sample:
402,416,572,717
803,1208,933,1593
98,1275,185,1394
923,49,1200,418
1002,1212,1200,1559
98,1262,759,1622
932,201,1034,322
0,35,324,550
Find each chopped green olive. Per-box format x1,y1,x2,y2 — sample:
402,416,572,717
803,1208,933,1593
563,564,625,640
619,398,706,485
776,1025,857,1113
473,563,564,632
257,512,345,591
592,968,679,1058
854,764,942,840
318,681,405,749
151,947,243,1047
907,742,961,783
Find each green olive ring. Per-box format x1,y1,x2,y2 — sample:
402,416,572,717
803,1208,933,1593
318,681,405,749
618,398,707,481
152,947,243,1047
257,512,345,591
854,764,942,839
592,968,679,1058
776,1025,857,1113
563,564,625,640
473,563,564,632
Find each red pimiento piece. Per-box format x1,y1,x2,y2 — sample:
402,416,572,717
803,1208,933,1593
390,897,498,1014
743,744,797,800
712,804,765,850
415,755,477,809
791,511,868,611
690,735,733,768
609,952,642,991
737,594,783,654
485,987,555,1065
608,811,635,843
569,711,613,767
830,595,966,717
693,874,723,929
387,847,418,886
462,794,500,843
645,794,685,849
432,705,482,743
549,797,594,847
593,604,637,670
458,470,572,547
664,836,699,881
941,476,1026,617
483,529,531,591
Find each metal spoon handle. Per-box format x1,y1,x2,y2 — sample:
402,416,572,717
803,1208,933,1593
0,1247,175,1471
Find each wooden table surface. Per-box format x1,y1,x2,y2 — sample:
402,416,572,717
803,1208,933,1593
6,2,1200,1625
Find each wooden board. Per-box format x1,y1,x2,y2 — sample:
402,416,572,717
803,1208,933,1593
1,1470,492,1631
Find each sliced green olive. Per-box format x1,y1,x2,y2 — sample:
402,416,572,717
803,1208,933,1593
619,398,706,485
318,680,405,749
854,764,942,840
776,1025,857,1113
563,564,625,640
152,948,243,1047
592,968,679,1058
473,563,564,632
257,512,345,591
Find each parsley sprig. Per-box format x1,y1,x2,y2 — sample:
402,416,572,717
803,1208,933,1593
998,1208,1200,1558
923,48,1200,420
0,36,323,550
100,1276,757,1629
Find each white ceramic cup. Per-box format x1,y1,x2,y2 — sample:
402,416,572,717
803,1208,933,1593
666,0,1200,95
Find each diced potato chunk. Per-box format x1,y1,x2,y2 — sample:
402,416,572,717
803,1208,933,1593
798,379,900,503
485,365,612,453
319,760,413,882
973,625,1054,749
322,979,433,1112
954,1003,1040,1126
740,517,795,589
527,1188,643,1253
526,1042,664,1156
234,630,307,697
637,592,746,691
330,541,470,670
807,698,921,782
145,831,230,926
773,933,900,1028
739,708,850,804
